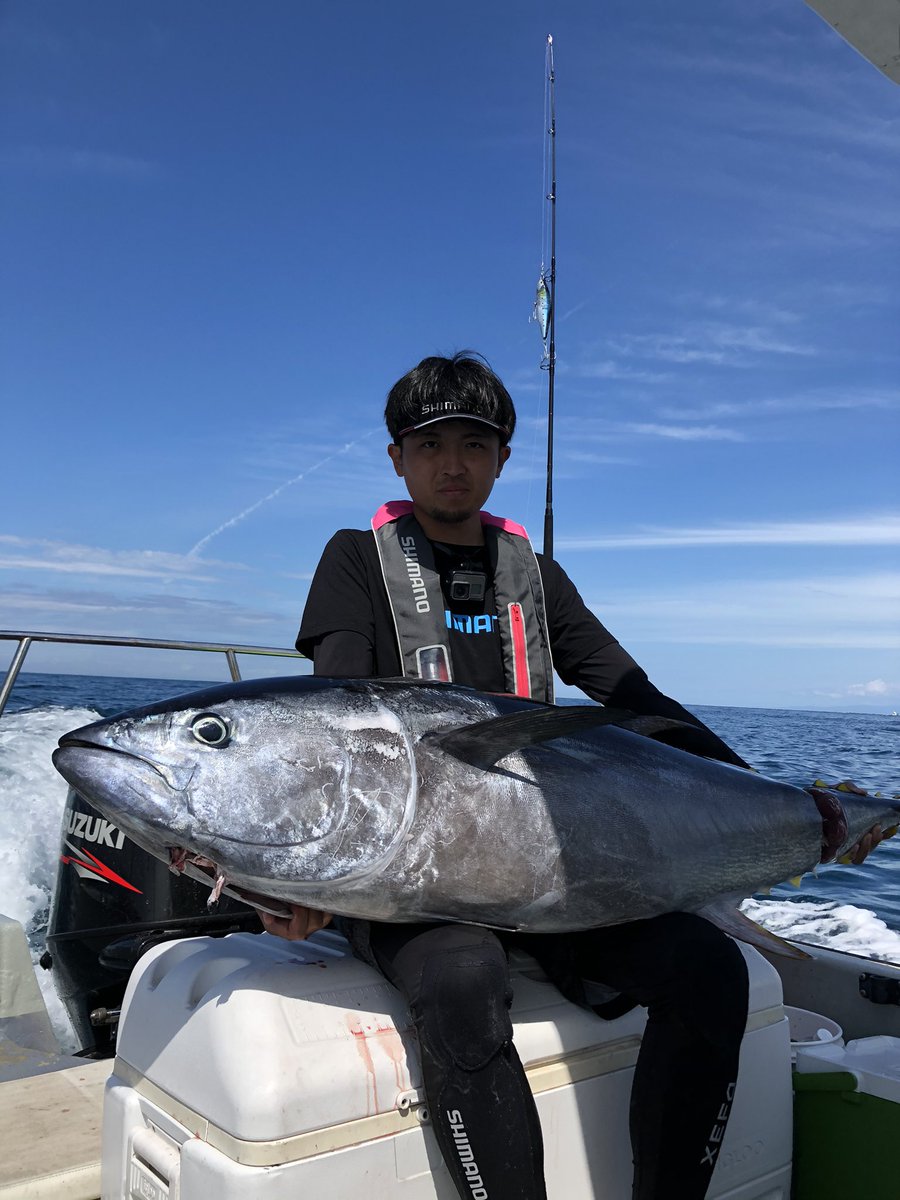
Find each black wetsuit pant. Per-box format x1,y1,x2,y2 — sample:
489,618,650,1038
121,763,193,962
369,913,749,1200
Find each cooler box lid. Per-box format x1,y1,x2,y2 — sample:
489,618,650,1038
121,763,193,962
795,1034,900,1105
114,929,782,1144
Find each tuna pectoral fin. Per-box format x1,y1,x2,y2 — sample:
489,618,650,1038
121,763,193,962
433,704,699,770
696,901,812,961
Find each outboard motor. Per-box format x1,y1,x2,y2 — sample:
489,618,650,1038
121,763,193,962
44,788,260,1055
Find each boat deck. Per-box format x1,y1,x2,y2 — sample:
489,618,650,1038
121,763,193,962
0,1059,111,1200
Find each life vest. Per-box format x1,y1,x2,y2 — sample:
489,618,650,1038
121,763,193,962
371,501,555,702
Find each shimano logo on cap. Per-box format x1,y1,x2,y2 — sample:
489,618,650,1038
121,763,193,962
420,401,466,417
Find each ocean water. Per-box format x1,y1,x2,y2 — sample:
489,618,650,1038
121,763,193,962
1,671,899,1050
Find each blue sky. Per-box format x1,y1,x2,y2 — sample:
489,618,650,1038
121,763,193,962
2,1,898,710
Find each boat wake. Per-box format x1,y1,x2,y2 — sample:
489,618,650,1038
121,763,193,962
0,705,100,1051
741,895,900,961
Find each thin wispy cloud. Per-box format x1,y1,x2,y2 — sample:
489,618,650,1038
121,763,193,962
493,461,552,485
812,282,893,309
560,300,590,322
565,451,640,467
649,23,860,97
558,514,900,551
586,571,900,650
242,431,388,486
0,585,280,624
188,429,382,556
0,146,160,180
608,324,816,367
757,190,900,249
657,401,744,421
677,293,802,325
503,371,545,395
658,387,899,422
620,422,744,442
220,441,412,522
759,388,900,414
554,417,744,445
0,536,242,581
734,99,900,158
574,360,672,384
804,192,900,238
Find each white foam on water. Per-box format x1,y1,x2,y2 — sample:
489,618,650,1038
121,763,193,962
0,705,99,1052
741,895,900,962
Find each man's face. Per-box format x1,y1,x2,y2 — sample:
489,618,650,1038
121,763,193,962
387,420,510,527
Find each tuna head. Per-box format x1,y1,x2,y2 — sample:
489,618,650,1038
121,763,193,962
52,677,417,895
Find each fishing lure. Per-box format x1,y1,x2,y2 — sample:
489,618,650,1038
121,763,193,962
533,271,551,345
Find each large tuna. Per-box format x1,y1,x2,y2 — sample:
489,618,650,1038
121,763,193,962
52,676,898,944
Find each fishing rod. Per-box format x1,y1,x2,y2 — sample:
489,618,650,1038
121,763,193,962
534,35,557,559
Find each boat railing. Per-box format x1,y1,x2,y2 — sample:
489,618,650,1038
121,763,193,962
0,629,305,720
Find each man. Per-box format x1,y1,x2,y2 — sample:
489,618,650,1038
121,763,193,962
263,353,879,1200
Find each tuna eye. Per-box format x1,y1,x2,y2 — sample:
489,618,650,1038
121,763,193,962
190,713,230,747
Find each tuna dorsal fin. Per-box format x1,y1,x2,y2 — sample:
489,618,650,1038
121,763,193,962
696,901,812,960
433,705,696,770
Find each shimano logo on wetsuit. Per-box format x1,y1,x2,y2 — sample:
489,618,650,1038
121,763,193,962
446,1110,489,1200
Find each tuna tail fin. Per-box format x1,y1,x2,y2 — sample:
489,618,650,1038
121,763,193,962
433,705,700,770
696,901,812,960
808,784,900,863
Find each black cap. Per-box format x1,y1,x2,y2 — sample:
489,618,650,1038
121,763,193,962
385,353,516,444
396,401,509,440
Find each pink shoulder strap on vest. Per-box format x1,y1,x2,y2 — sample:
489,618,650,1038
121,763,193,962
480,511,529,540
371,501,529,540
371,500,414,530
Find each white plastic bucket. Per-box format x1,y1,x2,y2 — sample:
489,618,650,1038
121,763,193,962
784,1005,843,1062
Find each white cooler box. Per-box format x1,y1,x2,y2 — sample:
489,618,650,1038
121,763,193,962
102,930,793,1200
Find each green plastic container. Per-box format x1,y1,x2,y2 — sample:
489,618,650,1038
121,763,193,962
792,1069,900,1200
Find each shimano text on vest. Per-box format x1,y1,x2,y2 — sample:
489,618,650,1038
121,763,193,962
399,535,430,614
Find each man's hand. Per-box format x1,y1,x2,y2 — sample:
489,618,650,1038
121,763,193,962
258,903,333,941
844,824,884,865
